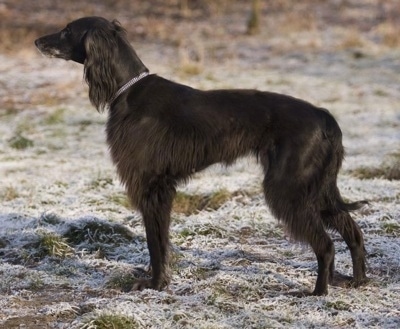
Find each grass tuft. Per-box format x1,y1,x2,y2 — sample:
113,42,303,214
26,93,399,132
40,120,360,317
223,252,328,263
325,300,352,311
27,275,45,291
350,167,386,180
376,22,400,48
81,313,139,329
173,192,204,215
173,189,232,215
350,152,400,180
105,271,137,292
108,194,131,209
44,108,65,125
382,222,400,236
339,29,365,49
8,134,34,150
2,186,19,201
247,0,261,35
40,213,63,225
176,223,227,240
90,174,114,189
194,223,227,238
206,189,232,210
178,41,204,76
37,232,74,258
64,219,134,246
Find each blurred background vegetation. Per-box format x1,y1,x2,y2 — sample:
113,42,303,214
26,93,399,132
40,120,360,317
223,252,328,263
0,0,399,54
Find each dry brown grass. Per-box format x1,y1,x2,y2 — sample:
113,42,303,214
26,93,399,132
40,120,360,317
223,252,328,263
173,189,232,215
81,313,138,329
2,186,20,201
36,232,75,258
1,1,400,55
339,28,366,49
350,152,400,180
376,21,400,48
177,39,205,76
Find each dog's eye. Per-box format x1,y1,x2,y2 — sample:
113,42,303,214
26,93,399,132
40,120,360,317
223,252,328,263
61,27,71,39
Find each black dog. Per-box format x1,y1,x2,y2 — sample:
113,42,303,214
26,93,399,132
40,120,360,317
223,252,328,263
35,16,368,295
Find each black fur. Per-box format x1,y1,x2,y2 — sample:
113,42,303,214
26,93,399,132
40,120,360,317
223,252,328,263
35,16,368,295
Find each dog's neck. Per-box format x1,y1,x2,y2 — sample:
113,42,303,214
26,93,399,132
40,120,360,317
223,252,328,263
114,39,149,88
110,71,149,105
108,40,150,105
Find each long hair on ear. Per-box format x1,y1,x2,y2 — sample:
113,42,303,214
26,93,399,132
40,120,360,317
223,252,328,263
84,21,126,112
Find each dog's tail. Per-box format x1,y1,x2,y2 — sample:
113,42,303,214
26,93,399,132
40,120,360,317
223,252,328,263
336,198,368,212
319,109,368,215
325,188,368,215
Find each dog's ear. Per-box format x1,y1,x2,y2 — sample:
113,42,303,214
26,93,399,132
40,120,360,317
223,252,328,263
83,26,119,112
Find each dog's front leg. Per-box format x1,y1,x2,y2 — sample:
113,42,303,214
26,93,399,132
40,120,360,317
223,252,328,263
131,175,176,291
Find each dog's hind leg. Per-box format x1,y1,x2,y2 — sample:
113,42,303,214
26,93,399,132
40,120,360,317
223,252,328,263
291,209,335,296
318,108,368,288
319,156,368,288
309,224,335,296
263,175,335,296
321,209,367,288
128,174,177,291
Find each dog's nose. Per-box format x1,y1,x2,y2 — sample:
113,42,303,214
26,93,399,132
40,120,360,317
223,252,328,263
34,39,45,52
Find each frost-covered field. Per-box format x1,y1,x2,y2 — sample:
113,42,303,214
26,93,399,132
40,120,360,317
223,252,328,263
1,1,400,328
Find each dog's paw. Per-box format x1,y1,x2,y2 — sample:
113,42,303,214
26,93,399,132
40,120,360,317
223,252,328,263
330,271,353,287
131,277,169,291
330,271,369,288
131,279,155,291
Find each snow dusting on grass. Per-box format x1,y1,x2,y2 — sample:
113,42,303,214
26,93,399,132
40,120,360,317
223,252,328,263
1,1,400,328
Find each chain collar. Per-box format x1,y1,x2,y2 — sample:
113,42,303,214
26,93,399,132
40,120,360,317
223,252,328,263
109,71,149,106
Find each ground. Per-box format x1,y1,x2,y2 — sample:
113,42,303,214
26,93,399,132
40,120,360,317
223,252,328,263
0,1,399,328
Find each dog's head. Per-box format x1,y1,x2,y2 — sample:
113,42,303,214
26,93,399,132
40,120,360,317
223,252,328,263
35,16,134,111
34,16,122,64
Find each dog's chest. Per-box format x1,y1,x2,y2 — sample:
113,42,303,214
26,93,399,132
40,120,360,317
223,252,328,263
105,114,157,167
